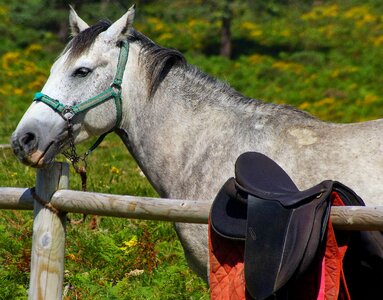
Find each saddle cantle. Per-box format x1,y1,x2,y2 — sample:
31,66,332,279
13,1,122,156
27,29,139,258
209,152,370,300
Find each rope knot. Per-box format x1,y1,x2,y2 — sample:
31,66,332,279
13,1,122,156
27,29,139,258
30,187,61,215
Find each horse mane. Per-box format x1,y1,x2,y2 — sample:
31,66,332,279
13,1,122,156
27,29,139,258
129,30,313,119
128,30,186,98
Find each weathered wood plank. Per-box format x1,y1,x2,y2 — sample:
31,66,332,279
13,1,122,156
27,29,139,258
51,190,383,230
330,206,383,231
1,187,383,230
52,190,211,224
29,162,69,300
0,187,33,209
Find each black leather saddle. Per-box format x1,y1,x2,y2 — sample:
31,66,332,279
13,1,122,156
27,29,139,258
210,152,365,300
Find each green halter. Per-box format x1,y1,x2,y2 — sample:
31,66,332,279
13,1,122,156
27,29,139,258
33,41,129,127
33,41,129,157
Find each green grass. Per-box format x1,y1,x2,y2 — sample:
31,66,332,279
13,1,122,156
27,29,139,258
0,141,209,300
1,0,383,299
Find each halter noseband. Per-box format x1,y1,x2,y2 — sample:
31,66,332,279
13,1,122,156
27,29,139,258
32,41,129,159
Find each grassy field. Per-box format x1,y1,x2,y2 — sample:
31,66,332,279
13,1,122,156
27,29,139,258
1,1,383,299
0,139,209,300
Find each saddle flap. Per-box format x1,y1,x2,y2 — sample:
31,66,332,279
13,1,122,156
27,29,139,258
210,178,247,240
244,191,332,300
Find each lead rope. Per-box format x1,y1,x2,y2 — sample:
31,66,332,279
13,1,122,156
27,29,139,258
62,117,89,225
29,118,87,219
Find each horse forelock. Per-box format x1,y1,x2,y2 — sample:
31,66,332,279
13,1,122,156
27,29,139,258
66,19,112,60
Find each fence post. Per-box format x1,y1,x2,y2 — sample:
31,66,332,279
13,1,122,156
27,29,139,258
29,162,69,300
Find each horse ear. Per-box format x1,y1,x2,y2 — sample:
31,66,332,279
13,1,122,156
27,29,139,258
104,4,135,43
69,5,89,36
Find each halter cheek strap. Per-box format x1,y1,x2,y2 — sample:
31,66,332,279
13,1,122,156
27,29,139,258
33,41,130,156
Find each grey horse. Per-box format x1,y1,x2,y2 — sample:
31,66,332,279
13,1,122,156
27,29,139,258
11,7,383,280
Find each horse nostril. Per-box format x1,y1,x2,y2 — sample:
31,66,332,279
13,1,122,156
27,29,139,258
19,132,38,153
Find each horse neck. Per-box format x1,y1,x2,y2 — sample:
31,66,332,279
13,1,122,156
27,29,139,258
117,55,306,199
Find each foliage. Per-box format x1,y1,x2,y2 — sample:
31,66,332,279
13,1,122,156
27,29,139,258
0,144,209,299
1,0,383,299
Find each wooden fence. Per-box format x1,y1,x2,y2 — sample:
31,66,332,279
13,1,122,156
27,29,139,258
1,162,383,299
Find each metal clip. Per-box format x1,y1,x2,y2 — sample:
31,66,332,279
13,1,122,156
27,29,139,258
62,106,75,121
110,83,121,95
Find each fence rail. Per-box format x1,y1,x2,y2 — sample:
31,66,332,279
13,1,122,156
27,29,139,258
1,162,383,299
1,187,383,230
0,143,11,149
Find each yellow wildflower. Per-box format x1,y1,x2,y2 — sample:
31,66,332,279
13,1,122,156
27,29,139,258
27,76,46,91
331,66,358,78
188,19,198,27
318,25,335,38
356,14,376,28
148,17,161,24
304,74,318,84
248,54,264,65
321,5,339,18
67,253,77,261
158,32,174,43
302,4,338,21
0,5,8,16
371,36,383,47
120,236,138,254
280,29,291,38
343,5,370,19
240,21,258,31
240,21,263,38
14,88,23,96
299,102,311,111
23,63,37,74
315,97,335,107
155,22,165,31
362,94,378,105
2,51,20,69
111,166,121,175
272,61,303,74
25,43,43,55
148,17,166,32
250,29,262,38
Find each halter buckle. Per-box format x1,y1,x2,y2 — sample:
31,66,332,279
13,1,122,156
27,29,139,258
62,106,75,120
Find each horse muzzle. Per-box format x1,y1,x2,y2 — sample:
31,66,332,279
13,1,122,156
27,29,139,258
11,128,63,168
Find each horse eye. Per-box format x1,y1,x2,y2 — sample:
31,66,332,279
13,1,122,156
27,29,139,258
73,67,92,78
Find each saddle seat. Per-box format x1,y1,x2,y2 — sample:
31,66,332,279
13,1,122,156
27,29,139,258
210,152,334,300
235,151,331,205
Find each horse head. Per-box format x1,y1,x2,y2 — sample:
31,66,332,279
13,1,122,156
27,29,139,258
11,6,135,167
